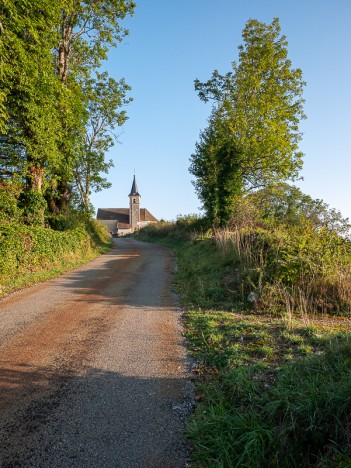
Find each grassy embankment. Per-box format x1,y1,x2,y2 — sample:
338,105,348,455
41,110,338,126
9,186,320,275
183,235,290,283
135,218,351,467
0,215,111,298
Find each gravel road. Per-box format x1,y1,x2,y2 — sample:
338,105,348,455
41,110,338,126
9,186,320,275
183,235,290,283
0,238,193,467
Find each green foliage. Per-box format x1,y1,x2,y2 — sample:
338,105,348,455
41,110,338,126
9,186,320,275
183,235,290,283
0,0,135,218
190,18,306,226
250,183,351,235
56,1,136,82
0,216,111,297
0,179,23,221
136,215,211,244
21,191,47,226
0,223,86,277
47,0,135,211
73,72,132,210
0,0,62,133
0,0,63,174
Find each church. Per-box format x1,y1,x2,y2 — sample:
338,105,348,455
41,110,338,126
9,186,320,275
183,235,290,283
96,175,158,236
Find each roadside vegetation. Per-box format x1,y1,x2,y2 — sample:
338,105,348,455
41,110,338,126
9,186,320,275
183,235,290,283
0,2,134,296
136,203,351,467
136,18,351,466
0,178,111,297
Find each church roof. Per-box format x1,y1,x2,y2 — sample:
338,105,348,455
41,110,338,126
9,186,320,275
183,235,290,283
129,175,140,196
97,208,158,229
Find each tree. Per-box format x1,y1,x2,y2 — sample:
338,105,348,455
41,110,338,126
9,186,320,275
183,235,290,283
0,0,64,220
190,117,243,226
250,183,351,236
0,0,135,220
56,0,136,83
190,18,306,226
73,72,132,210
47,0,136,213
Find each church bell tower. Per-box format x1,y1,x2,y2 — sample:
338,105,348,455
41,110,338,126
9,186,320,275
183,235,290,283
129,175,140,230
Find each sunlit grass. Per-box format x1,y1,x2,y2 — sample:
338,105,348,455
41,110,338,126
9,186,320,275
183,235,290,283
135,221,351,466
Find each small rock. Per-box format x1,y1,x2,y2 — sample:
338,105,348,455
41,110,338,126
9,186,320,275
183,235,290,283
247,291,259,303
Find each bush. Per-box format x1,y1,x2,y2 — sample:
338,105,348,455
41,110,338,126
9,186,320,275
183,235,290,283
21,190,47,226
135,215,211,244
0,180,23,222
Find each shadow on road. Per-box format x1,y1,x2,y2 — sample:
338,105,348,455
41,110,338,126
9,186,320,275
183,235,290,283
48,238,177,309
0,360,192,467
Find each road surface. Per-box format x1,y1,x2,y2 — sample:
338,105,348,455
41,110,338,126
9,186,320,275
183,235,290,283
0,238,193,467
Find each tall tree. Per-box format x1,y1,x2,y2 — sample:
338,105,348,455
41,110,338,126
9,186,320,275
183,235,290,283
47,0,136,213
0,0,135,220
0,0,63,192
73,72,131,210
190,18,306,226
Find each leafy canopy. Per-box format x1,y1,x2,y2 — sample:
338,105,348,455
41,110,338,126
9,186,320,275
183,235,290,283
190,18,306,226
0,0,135,221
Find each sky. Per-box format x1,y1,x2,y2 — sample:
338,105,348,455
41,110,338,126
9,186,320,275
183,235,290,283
90,0,351,222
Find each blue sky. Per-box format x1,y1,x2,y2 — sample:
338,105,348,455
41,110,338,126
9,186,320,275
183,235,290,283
90,0,351,222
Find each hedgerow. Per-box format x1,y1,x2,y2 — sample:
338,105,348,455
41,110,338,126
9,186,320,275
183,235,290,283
0,217,111,296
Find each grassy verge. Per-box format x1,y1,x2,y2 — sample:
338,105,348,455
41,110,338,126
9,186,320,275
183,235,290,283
135,222,351,467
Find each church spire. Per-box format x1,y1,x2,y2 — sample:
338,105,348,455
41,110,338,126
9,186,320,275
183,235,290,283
129,174,140,196
129,175,140,230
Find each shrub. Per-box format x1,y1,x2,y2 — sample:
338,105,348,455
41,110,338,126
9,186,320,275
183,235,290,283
0,180,23,222
21,190,47,226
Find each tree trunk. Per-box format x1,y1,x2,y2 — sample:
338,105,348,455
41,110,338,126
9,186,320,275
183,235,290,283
28,165,44,193
58,44,68,82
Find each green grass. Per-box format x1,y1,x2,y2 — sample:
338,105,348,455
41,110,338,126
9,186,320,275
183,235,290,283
135,222,351,467
187,341,351,467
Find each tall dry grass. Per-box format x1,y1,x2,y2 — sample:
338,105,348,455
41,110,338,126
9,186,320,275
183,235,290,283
213,227,351,316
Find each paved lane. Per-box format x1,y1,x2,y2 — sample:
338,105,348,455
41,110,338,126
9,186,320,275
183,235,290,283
0,239,192,467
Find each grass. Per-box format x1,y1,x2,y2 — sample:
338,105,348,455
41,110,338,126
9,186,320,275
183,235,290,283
135,222,351,467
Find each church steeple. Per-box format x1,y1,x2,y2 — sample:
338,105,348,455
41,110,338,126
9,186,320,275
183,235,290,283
129,175,141,230
129,174,140,196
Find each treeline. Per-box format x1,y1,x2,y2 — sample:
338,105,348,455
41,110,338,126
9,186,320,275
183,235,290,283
0,2,135,296
0,0,135,223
